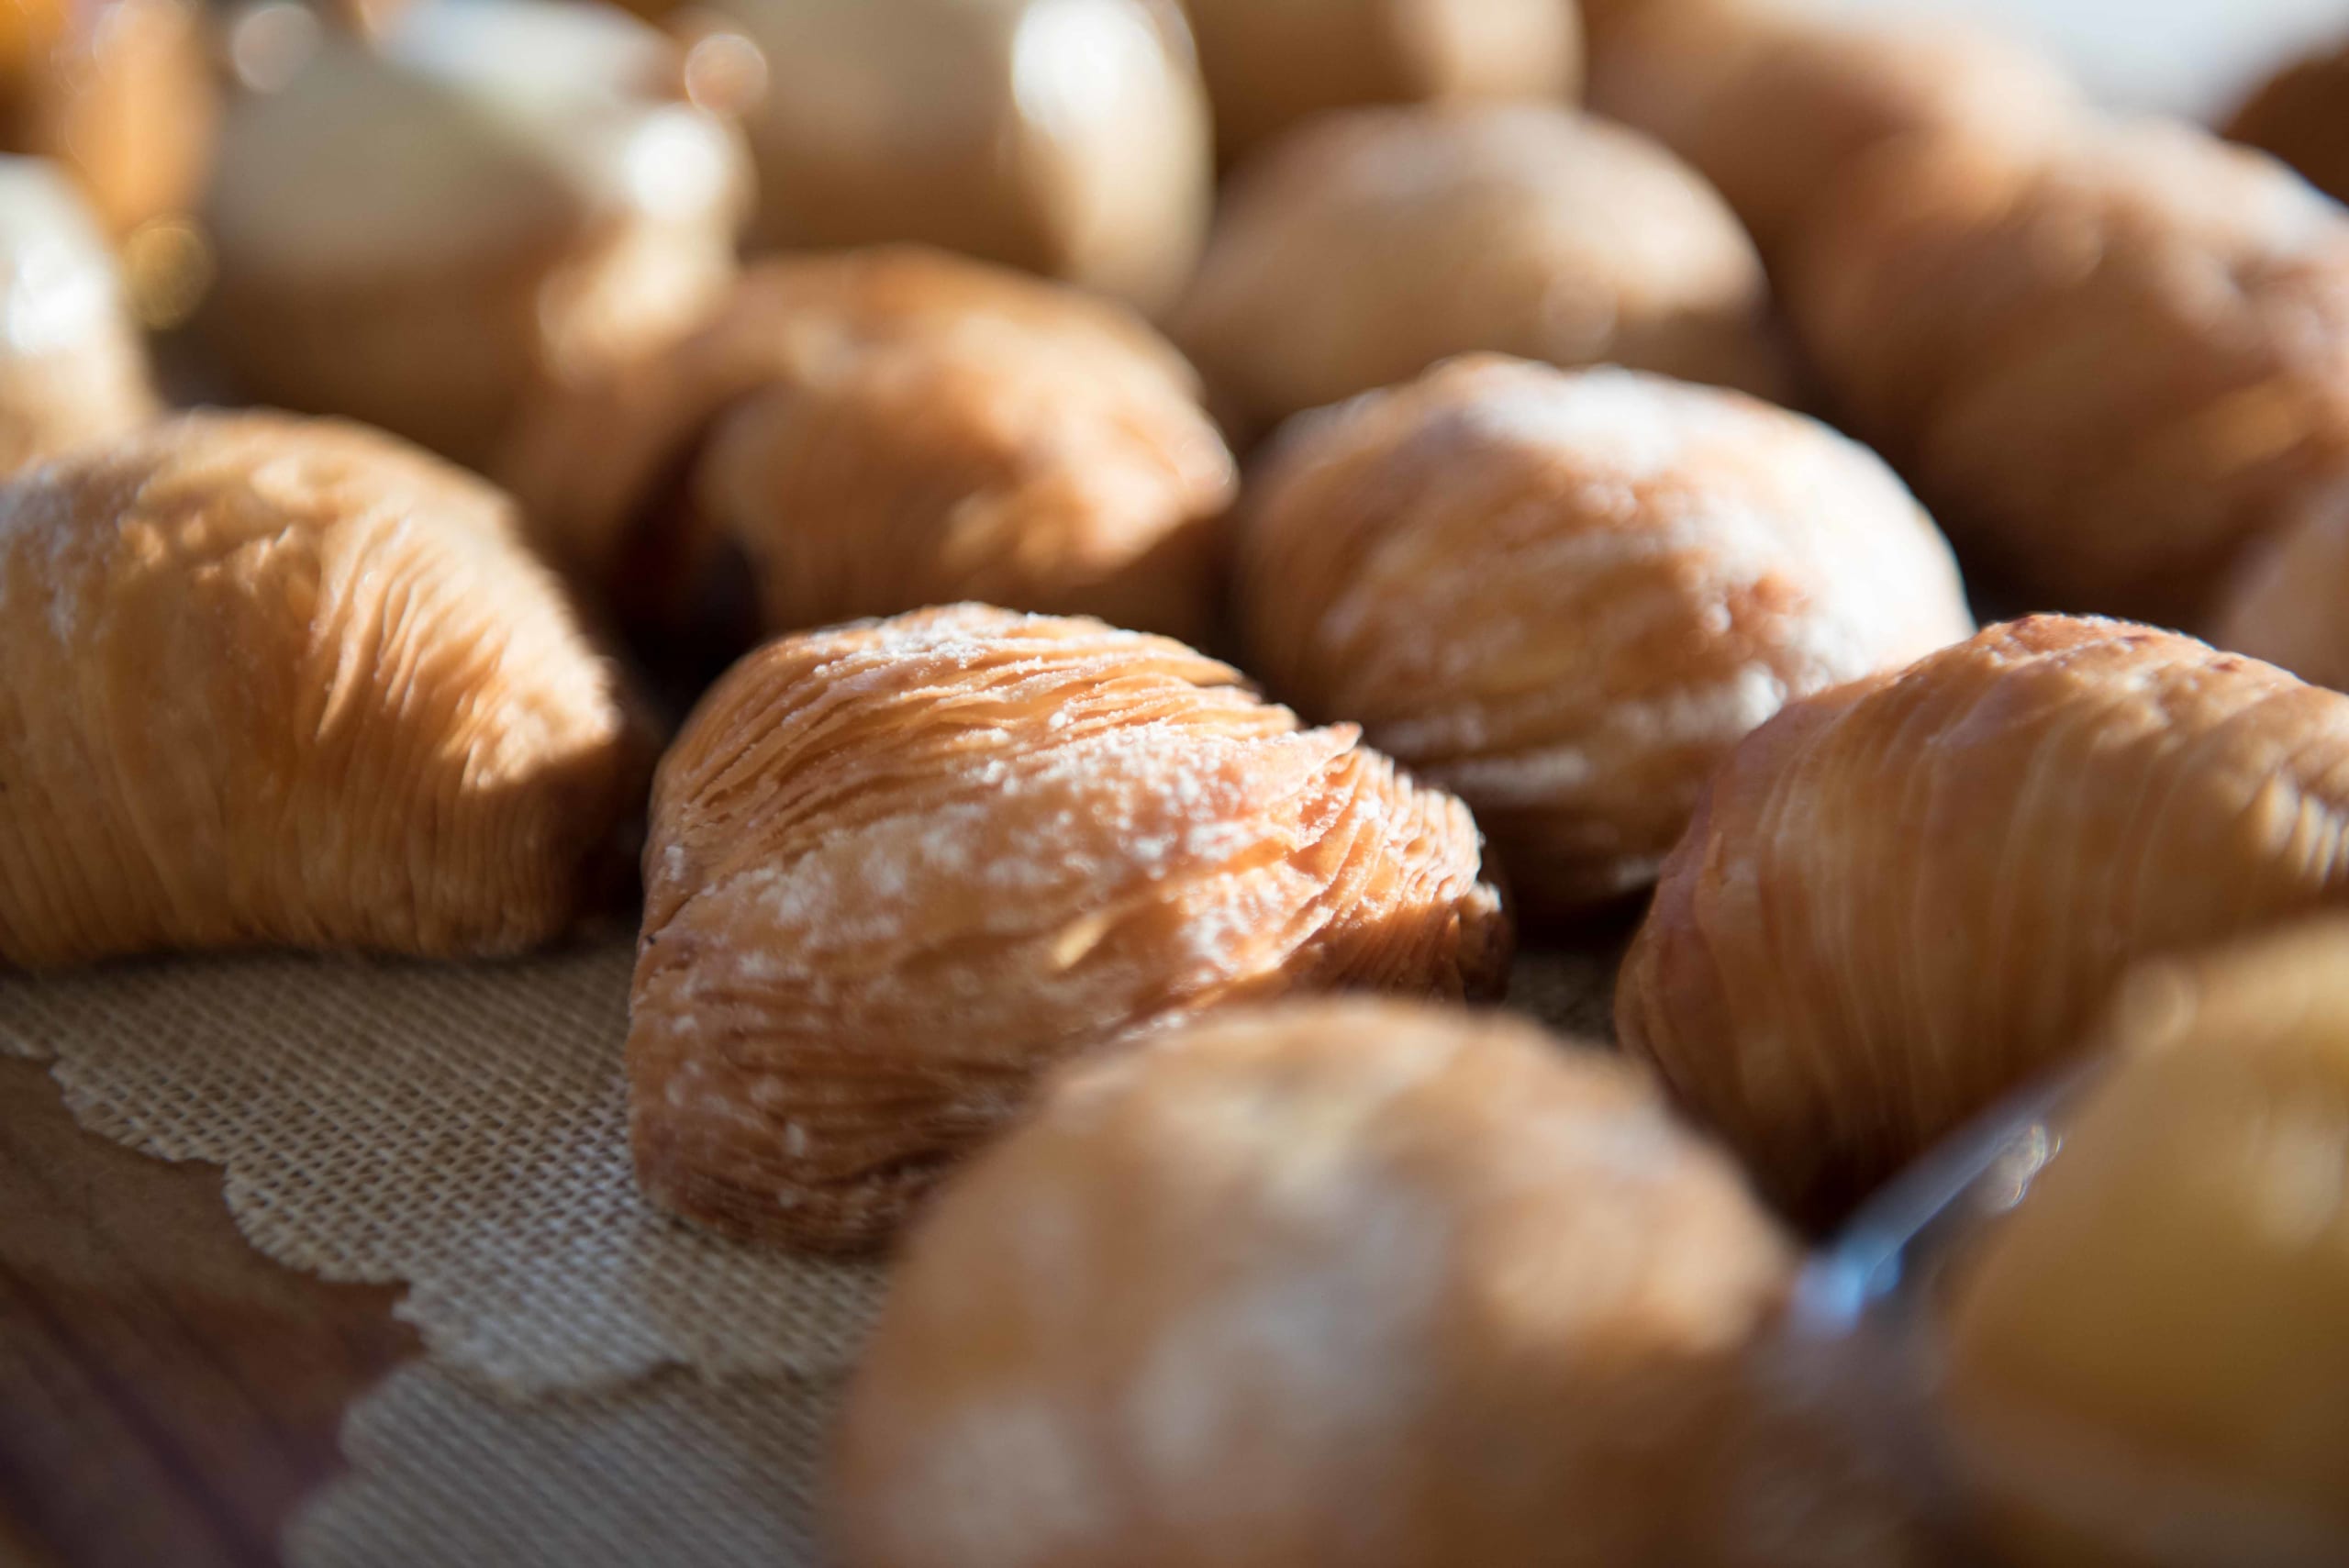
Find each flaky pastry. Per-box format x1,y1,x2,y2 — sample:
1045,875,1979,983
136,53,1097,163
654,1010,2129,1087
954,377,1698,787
628,606,1508,1251
1619,615,2349,1223
1238,356,1973,917
0,157,156,474
0,412,647,968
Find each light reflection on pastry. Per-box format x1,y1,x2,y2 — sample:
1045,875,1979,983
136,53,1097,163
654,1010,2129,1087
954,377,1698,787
702,0,1212,313
501,247,1237,654
1173,103,1792,436
627,606,1509,1251
1236,355,1973,917
1619,615,2349,1225
0,411,648,968
201,0,751,467
0,156,157,473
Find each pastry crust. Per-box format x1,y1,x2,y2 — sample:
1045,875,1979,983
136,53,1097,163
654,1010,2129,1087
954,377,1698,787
201,0,749,467
1183,0,1584,162
0,411,648,968
2224,38,2349,208
830,1000,1811,1568
1619,615,2349,1223
1173,103,1792,434
1787,118,2349,623
627,606,1509,1251
2210,487,2349,692
1237,356,1973,917
0,157,157,473
705,0,1212,313
502,248,1238,651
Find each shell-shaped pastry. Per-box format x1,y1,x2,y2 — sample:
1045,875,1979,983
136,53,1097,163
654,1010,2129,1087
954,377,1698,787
501,249,1238,651
0,157,156,473
1589,1,2076,258
1238,357,1974,917
1172,104,1791,435
1182,0,1584,162
703,0,1212,313
1618,615,2349,1224
629,606,1509,1251
1943,920,2349,1565
201,0,750,466
0,411,647,968
2210,488,2349,692
1787,119,2349,623
2225,37,2349,208
832,1000,1841,1568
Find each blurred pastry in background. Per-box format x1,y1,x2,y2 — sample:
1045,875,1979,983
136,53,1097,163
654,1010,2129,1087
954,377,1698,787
701,0,1211,314
1589,0,2076,261
628,611,1509,1250
0,156,157,473
0,411,649,968
2224,36,2349,208
1942,919,2349,1567
1236,356,1972,918
1182,0,1583,164
503,247,1236,660
200,0,751,468
1789,119,2349,625
0,0,216,239
831,1002,1926,1568
2210,487,2349,691
1619,615,2349,1227
1174,104,1791,437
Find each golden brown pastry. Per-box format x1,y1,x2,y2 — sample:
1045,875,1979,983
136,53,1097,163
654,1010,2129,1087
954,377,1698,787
2210,488,2349,692
1174,103,1791,435
201,0,751,468
1787,118,2349,624
1182,0,1584,163
0,156,157,473
1618,615,2349,1225
2225,38,2349,208
0,412,647,968
628,606,1508,1251
1589,0,2076,260
501,248,1237,651
829,1000,1854,1568
0,0,215,238
1236,356,1973,917
701,0,1211,313
1943,920,2349,1567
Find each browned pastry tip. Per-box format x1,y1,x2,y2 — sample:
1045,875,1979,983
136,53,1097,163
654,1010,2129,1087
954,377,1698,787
503,247,1237,653
1787,117,2349,624
2224,37,2349,208
626,606,1509,1251
1236,355,1973,918
1173,102,1793,435
1590,0,2077,259
829,998,1881,1568
0,410,650,969
1183,0,1584,161
1618,614,2349,1226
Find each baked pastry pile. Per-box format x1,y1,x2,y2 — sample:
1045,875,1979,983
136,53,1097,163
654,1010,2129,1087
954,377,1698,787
0,0,2340,1560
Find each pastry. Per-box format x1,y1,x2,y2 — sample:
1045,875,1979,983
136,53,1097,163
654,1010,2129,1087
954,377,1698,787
1183,0,1583,162
831,1000,1842,1568
501,248,1237,654
0,156,157,473
0,0,215,238
1618,615,2349,1224
201,0,751,468
700,0,1211,313
1787,118,2349,623
2224,37,2349,208
1942,919,2349,1566
628,606,1508,1251
0,412,647,968
2210,488,2349,691
1173,103,1791,435
1589,0,2076,259
1236,356,1973,917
